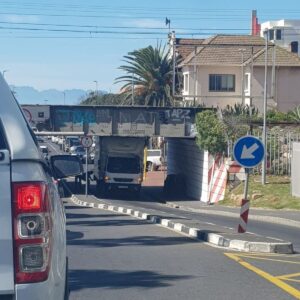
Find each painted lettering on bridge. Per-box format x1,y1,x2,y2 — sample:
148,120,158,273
56,109,96,125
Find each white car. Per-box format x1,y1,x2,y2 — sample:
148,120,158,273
39,145,49,158
0,74,82,299
146,149,162,171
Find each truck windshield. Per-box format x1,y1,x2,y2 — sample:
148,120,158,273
107,157,140,174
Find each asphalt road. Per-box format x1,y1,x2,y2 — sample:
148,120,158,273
46,139,300,252
86,183,300,253
66,201,298,300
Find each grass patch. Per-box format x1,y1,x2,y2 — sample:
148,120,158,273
221,175,300,210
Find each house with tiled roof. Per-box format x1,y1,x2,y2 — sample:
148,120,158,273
178,34,300,112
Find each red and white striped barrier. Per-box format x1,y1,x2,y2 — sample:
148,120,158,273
238,199,250,233
207,154,228,204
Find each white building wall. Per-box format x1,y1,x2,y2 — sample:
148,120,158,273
167,139,209,201
260,20,300,55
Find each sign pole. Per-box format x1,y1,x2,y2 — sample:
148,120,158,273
85,147,88,197
238,168,250,233
80,135,93,198
233,135,265,234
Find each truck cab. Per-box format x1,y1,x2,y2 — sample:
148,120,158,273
93,136,146,197
103,153,142,194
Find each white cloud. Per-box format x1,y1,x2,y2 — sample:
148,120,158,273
2,14,40,23
123,18,165,28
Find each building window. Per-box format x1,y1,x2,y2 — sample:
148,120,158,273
183,73,189,93
209,74,235,92
38,112,44,118
276,29,282,40
269,29,274,40
291,41,298,54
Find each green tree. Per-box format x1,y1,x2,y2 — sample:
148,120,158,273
196,110,227,155
115,45,174,106
80,92,125,105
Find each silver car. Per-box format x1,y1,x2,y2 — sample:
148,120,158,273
0,74,81,299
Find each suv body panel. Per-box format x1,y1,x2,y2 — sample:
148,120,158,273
0,74,67,299
0,149,14,294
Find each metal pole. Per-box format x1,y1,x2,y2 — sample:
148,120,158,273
271,45,276,103
85,147,88,197
238,168,250,233
262,31,268,185
131,73,134,105
94,80,98,96
194,65,197,107
243,168,250,200
172,31,176,97
249,47,254,134
241,50,245,105
193,47,197,106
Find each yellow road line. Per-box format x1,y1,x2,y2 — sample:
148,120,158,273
225,253,300,299
281,278,300,283
277,273,300,279
236,254,300,265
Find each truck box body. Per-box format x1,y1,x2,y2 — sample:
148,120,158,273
94,136,146,194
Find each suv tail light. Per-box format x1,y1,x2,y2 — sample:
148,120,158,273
12,182,53,283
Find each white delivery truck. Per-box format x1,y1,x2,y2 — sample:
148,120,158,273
93,136,146,196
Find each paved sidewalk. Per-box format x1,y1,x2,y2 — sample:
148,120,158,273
142,171,300,228
165,200,300,228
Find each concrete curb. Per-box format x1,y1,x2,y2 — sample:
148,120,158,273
166,202,300,229
69,194,294,254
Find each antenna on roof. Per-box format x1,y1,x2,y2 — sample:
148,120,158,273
165,17,171,32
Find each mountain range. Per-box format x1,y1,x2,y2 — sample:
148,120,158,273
10,86,104,105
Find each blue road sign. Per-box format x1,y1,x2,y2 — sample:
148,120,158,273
233,135,265,168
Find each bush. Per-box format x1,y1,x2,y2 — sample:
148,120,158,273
195,110,227,155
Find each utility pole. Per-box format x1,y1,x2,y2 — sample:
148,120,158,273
249,46,254,134
262,30,268,185
239,49,246,105
63,91,66,105
172,31,176,97
131,73,134,105
93,80,98,96
193,46,197,106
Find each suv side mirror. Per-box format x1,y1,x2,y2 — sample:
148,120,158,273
50,155,83,179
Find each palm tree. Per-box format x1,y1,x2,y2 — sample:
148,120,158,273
115,45,174,106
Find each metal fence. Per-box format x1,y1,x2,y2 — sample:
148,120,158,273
228,129,300,176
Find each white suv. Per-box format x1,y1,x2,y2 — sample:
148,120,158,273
146,149,162,171
0,75,81,299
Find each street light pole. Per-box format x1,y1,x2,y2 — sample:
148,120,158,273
262,30,269,185
131,73,134,105
93,80,98,96
63,91,66,105
239,49,246,105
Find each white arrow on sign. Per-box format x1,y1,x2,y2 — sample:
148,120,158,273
241,143,259,159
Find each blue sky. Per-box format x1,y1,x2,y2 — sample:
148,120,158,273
1,0,300,98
